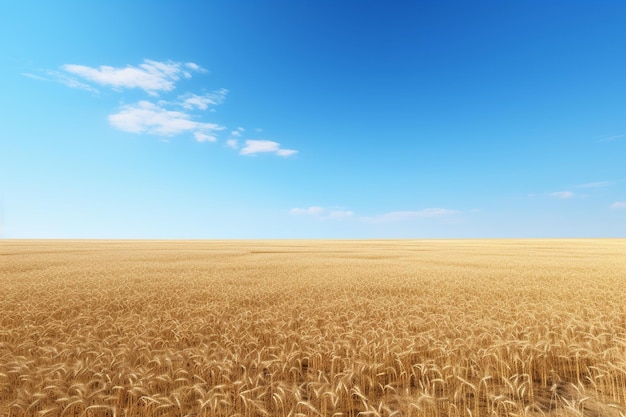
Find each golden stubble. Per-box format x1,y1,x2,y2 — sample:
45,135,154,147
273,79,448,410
0,239,625,417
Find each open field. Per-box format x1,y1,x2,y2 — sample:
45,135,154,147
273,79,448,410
1,239,625,417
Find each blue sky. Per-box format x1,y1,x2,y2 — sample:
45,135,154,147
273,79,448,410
1,1,625,238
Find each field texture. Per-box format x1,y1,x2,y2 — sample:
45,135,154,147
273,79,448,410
1,239,625,417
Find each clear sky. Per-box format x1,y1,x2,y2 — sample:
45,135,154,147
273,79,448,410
1,1,625,238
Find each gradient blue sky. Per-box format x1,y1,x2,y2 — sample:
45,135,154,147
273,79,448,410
1,1,625,238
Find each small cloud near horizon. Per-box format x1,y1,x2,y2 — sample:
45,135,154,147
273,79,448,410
290,206,354,220
610,202,626,209
290,206,458,222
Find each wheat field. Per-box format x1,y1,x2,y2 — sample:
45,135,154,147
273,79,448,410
1,239,625,417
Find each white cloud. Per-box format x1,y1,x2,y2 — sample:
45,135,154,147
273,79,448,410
276,149,298,157
108,100,224,139
194,132,217,142
290,206,353,220
62,59,205,95
180,89,227,110
362,208,459,223
230,130,242,137
226,139,239,149
240,140,297,157
548,191,575,199
185,62,204,72
290,206,325,216
106,87,226,142
610,202,626,209
240,140,278,154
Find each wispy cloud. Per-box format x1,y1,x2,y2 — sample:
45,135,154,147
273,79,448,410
290,206,354,220
362,208,459,223
23,71,99,93
530,182,612,200
240,140,297,157
290,206,458,222
179,90,227,110
610,202,626,209
225,139,239,149
595,134,625,143
548,191,575,199
327,210,355,219
62,60,204,95
108,100,224,138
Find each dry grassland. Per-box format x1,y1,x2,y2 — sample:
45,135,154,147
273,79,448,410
1,239,625,417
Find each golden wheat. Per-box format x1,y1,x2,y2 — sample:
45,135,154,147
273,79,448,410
0,239,625,417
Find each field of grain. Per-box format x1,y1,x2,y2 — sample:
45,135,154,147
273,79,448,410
1,239,625,417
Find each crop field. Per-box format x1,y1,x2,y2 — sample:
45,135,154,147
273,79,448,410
1,239,625,417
